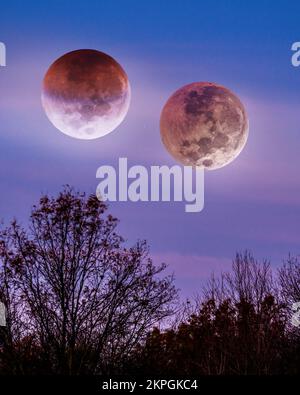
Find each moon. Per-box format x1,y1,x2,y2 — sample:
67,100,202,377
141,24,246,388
41,49,131,140
160,82,249,170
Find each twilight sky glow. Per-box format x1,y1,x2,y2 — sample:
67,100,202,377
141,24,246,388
1,0,300,297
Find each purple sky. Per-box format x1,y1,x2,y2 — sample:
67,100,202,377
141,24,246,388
1,1,300,298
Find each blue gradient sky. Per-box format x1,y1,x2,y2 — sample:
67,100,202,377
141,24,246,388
1,0,300,297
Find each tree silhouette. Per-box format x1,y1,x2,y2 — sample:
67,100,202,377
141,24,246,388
0,187,177,374
279,255,300,374
133,253,292,376
1,189,300,376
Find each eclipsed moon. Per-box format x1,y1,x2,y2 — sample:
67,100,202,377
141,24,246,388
41,49,131,140
160,82,249,170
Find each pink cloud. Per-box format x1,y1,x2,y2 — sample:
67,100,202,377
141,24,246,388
152,252,232,281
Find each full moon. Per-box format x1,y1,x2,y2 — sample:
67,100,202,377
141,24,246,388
160,82,249,170
41,49,131,139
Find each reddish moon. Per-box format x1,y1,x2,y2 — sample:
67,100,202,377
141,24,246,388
42,49,131,139
160,82,249,170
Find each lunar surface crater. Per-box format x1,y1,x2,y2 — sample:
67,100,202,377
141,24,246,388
160,82,249,170
42,49,131,140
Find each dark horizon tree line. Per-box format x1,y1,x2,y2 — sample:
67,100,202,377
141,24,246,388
0,187,299,375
